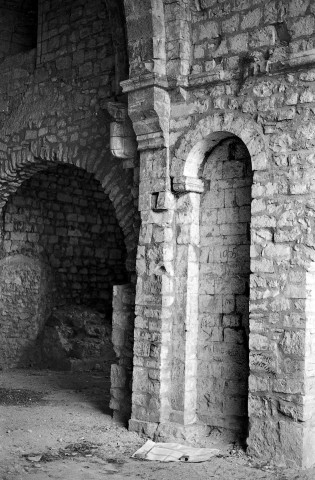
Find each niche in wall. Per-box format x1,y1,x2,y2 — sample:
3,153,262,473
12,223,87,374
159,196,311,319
197,135,252,442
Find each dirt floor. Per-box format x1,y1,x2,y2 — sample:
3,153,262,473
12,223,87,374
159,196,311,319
0,369,315,480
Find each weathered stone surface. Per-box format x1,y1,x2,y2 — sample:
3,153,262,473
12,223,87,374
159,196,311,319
2,0,315,470
194,137,252,441
2,165,128,312
40,304,115,371
0,255,53,368
111,284,135,425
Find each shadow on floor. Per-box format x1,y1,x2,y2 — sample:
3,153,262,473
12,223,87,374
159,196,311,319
0,368,113,415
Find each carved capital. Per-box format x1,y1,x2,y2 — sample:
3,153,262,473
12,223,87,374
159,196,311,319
122,84,170,150
172,176,204,194
105,101,129,122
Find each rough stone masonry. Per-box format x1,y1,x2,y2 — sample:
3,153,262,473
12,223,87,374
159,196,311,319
1,0,315,470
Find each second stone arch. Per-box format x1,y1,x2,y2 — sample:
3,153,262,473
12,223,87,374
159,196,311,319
170,130,253,444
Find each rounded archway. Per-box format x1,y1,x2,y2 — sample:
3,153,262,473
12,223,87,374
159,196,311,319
197,133,252,442
0,164,128,370
169,111,266,444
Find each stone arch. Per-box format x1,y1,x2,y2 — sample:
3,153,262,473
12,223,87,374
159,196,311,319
0,146,138,422
197,135,252,442
0,147,138,273
170,110,269,444
172,111,268,182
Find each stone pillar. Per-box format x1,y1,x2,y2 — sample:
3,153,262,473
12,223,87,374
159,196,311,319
170,177,205,434
122,0,172,432
128,167,207,441
304,269,315,468
128,146,176,437
121,74,177,437
110,284,135,424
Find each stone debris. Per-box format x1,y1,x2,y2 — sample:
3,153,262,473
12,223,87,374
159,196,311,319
22,440,102,465
0,387,45,406
25,455,42,463
40,305,116,371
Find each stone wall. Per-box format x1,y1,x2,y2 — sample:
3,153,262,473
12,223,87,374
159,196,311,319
0,254,53,368
2,0,315,469
123,0,315,468
0,0,138,386
2,164,127,310
0,0,139,271
38,0,115,84
190,0,315,78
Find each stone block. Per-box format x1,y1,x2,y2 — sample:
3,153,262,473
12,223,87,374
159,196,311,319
196,21,220,41
290,15,315,38
222,14,240,34
251,258,274,273
273,377,304,395
111,365,127,389
250,352,277,374
229,33,248,53
249,333,269,351
224,328,244,344
199,294,223,314
263,243,291,260
241,8,262,30
249,26,276,47
134,340,151,357
279,330,305,356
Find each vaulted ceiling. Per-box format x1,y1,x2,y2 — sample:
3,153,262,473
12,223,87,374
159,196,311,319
0,0,37,57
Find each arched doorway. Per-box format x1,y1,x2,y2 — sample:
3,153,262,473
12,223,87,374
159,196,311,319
0,163,130,413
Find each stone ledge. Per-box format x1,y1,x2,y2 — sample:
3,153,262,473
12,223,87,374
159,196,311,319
172,176,204,194
269,48,315,73
172,50,315,91
121,73,169,93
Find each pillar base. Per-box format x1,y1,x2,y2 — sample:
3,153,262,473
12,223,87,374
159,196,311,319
129,419,210,443
247,417,315,469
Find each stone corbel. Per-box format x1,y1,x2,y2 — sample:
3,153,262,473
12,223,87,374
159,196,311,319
172,176,204,194
105,101,138,159
121,75,170,151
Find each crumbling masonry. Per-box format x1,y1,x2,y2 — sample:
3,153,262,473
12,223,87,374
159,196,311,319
0,0,315,469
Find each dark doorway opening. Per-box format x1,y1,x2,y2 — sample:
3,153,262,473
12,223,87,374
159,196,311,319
0,0,38,60
0,164,128,414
